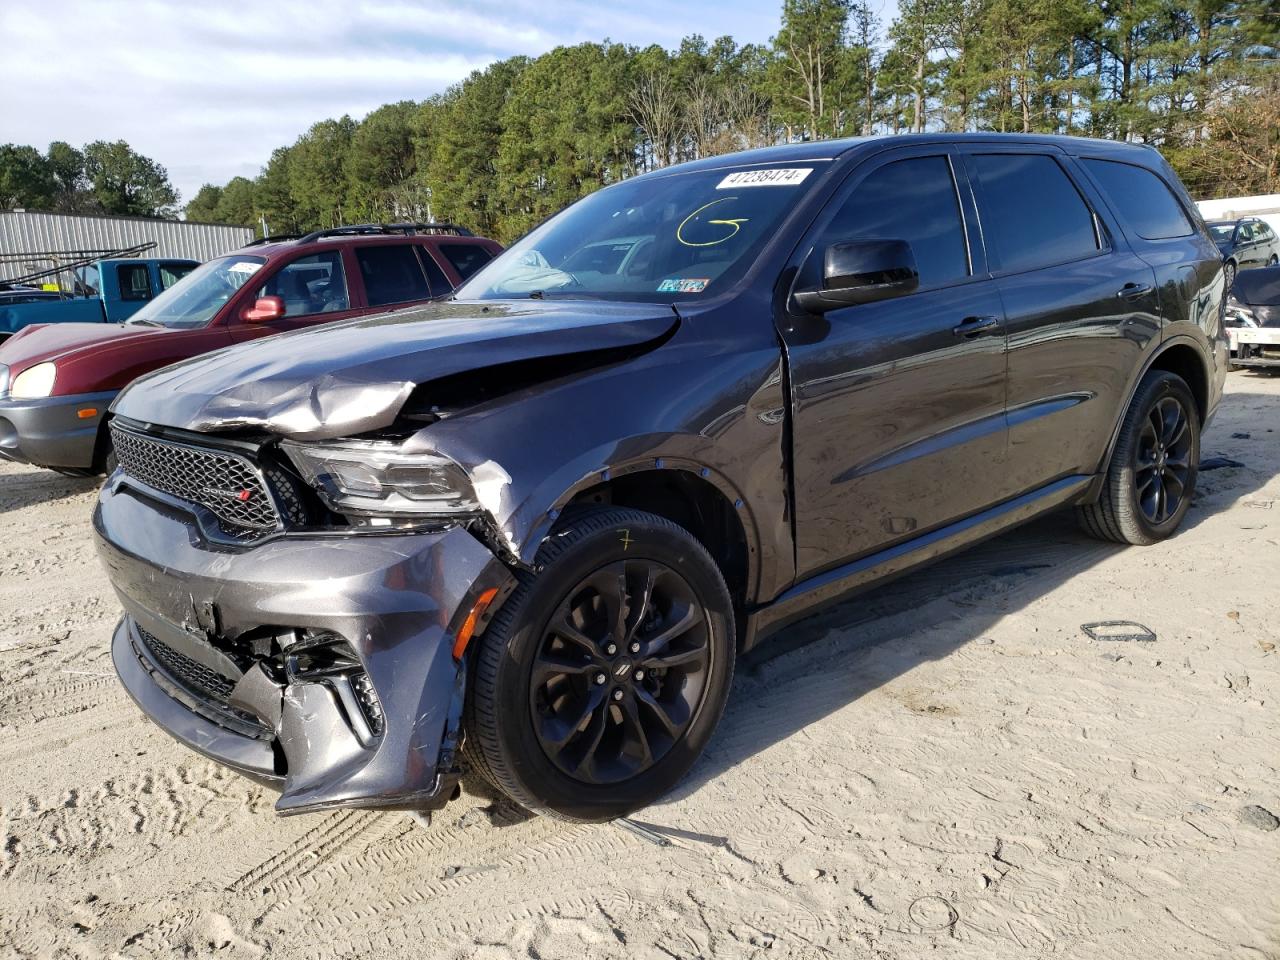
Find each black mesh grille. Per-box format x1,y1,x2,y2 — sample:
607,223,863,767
135,628,270,737
141,628,237,703
110,422,279,537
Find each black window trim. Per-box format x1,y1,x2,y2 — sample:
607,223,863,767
788,144,985,305
961,148,1113,279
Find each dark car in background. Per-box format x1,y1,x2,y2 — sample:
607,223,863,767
1226,265,1280,369
0,224,500,475
96,134,1224,824
1208,217,1280,288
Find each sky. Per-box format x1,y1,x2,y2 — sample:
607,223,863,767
0,0,805,205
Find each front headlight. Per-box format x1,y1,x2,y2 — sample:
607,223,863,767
9,362,56,399
282,439,480,518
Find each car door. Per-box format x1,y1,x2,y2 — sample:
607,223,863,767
779,147,1009,578
1234,222,1256,267
229,249,363,344
961,147,1162,495
1251,221,1278,265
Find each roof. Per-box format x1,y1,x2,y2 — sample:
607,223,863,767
635,132,1165,180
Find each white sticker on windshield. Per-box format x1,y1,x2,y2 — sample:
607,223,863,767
228,261,263,275
717,168,813,189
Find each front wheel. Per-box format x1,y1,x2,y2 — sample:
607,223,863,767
1269,254,1278,267
1224,260,1237,291
1078,370,1200,545
464,506,736,822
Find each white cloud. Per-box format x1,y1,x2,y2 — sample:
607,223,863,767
0,0,781,205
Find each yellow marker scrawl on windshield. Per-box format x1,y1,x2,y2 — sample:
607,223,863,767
677,197,749,247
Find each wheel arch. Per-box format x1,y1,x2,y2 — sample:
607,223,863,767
563,465,755,641
1091,337,1212,497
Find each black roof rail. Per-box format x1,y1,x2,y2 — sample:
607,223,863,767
294,222,474,244
243,233,305,247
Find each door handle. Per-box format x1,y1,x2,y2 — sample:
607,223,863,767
1117,282,1154,300
951,315,1001,338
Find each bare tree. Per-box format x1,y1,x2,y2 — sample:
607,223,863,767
628,70,685,170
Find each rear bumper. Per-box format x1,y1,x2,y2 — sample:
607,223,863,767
0,391,114,469
1231,327,1280,368
95,475,513,815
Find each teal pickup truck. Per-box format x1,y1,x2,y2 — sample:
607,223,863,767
0,258,198,342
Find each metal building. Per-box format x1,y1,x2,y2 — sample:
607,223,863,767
0,209,253,284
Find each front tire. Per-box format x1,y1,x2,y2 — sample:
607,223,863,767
1078,370,1200,545
465,506,735,822
1224,260,1237,291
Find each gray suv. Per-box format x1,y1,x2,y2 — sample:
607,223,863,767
97,134,1226,824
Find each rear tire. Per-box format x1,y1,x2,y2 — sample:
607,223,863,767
1077,370,1200,545
464,506,735,822
1224,260,1237,291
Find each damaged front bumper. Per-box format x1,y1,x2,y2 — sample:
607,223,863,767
95,476,512,816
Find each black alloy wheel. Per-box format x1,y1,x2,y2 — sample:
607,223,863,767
464,506,735,822
1077,369,1200,546
529,559,711,785
1133,395,1193,525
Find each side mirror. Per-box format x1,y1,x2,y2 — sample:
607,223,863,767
241,295,285,323
794,239,920,312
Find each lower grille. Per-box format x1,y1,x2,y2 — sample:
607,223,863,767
137,627,268,735
110,422,280,538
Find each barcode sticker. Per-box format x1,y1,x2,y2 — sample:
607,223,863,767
716,168,813,189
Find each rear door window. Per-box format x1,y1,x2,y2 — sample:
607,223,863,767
822,155,970,289
257,251,349,317
118,263,153,301
1080,159,1194,241
971,154,1100,273
356,244,434,306
439,243,494,282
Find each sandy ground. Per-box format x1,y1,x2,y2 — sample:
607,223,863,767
1,372,1278,960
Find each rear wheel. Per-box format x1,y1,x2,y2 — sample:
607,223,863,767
1269,254,1278,266
1224,260,1237,290
464,506,735,822
1078,370,1200,545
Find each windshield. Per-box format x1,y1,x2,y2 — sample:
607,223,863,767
126,255,266,328
456,165,820,303
1209,223,1235,242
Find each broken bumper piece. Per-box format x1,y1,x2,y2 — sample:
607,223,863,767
95,478,510,816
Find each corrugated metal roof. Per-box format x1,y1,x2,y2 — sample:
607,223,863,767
0,210,253,284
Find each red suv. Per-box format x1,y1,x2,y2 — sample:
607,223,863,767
0,224,501,475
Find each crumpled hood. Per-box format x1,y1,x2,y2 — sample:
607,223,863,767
112,299,679,439
1232,265,1280,306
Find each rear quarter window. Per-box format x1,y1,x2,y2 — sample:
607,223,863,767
439,243,494,282
1081,159,1194,241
